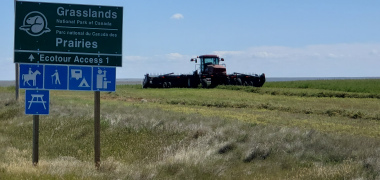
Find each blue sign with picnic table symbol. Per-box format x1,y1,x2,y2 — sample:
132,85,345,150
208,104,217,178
25,90,49,115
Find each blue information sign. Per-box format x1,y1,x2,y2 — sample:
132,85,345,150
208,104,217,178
19,64,44,89
68,66,93,91
19,64,116,92
44,65,68,90
93,67,116,92
25,90,49,115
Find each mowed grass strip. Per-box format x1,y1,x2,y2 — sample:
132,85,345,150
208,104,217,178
264,79,380,94
116,100,380,138
105,83,380,137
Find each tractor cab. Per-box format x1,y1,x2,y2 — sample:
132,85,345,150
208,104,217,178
191,55,225,75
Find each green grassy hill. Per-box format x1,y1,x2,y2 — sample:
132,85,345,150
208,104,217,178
1,80,380,179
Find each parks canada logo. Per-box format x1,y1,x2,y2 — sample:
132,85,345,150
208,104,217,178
19,11,51,36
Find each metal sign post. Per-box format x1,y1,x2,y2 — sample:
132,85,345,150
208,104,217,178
32,115,39,166
14,1,19,100
94,91,101,169
15,63,19,100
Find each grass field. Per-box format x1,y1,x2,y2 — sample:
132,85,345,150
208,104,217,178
1,79,380,179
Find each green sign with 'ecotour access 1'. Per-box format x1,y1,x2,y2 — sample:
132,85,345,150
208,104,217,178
14,1,123,67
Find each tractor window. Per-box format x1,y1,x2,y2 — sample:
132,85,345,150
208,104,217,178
203,57,219,65
201,57,219,73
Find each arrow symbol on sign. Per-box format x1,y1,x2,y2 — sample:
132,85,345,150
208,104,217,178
28,54,35,62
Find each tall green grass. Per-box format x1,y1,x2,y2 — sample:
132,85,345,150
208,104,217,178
2,79,380,179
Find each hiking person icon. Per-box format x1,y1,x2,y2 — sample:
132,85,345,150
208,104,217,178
51,69,61,85
44,65,68,90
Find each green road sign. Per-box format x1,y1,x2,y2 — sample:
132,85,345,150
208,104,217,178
14,1,123,67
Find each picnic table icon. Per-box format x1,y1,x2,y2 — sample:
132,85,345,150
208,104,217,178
28,94,47,109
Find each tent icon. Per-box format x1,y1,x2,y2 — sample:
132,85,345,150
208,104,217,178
71,69,90,88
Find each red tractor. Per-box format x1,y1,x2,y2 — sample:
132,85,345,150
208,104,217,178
142,55,265,88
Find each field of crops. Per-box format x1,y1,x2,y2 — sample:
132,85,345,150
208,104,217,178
1,79,380,179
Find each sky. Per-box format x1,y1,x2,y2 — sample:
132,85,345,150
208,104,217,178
2,0,380,80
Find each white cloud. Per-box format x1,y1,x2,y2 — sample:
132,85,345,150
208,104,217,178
166,53,184,60
170,13,184,20
167,53,183,59
213,43,380,77
370,49,379,55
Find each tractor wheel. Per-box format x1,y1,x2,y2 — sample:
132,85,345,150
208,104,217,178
201,79,208,88
224,78,230,85
243,81,248,86
236,78,242,85
187,78,198,88
162,82,168,88
187,78,195,88
142,76,150,88
229,79,236,85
